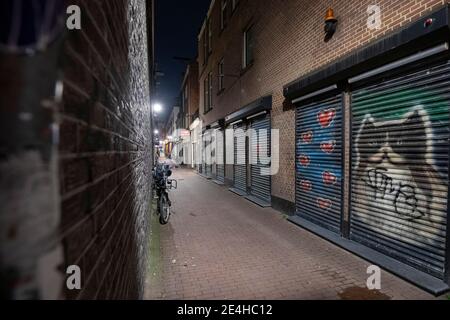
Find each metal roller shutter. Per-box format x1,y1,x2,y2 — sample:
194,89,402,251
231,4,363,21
201,135,204,174
204,131,212,178
216,129,225,182
211,132,216,177
350,60,450,278
234,123,247,193
250,115,271,203
296,95,343,233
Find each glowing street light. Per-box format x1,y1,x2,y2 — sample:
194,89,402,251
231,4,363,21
153,103,163,114
154,129,159,135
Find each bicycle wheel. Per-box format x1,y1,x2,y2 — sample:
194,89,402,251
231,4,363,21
159,193,170,225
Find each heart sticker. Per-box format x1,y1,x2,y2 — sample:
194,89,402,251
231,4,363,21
317,108,336,128
300,180,312,192
317,198,332,211
299,154,310,167
302,131,313,144
322,171,337,185
320,140,336,154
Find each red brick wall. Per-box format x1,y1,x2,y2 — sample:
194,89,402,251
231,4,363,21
198,0,450,204
60,0,153,299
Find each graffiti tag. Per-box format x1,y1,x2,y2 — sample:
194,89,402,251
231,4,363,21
363,168,425,220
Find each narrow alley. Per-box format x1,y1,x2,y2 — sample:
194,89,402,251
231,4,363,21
146,169,437,300
2,0,450,306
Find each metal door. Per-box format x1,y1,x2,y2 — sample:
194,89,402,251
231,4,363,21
204,131,212,178
296,95,343,233
249,114,271,203
234,123,247,193
216,129,225,182
350,60,450,278
201,133,206,174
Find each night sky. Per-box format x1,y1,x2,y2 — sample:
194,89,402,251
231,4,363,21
154,0,211,125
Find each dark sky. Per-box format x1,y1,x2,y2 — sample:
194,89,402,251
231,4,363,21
155,0,211,124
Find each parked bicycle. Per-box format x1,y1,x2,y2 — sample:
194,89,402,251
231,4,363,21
152,163,177,224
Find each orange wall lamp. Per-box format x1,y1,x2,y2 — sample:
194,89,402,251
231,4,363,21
324,8,338,42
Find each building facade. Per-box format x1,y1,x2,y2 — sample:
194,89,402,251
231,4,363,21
181,61,201,169
197,0,450,293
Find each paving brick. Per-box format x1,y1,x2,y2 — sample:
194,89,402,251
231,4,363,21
146,169,442,300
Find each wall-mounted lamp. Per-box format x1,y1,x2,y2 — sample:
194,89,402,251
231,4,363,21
324,8,338,42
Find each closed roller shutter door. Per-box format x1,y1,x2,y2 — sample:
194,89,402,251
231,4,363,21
350,60,450,279
204,132,212,178
216,129,225,182
250,115,271,203
211,132,216,176
296,95,343,233
234,123,247,193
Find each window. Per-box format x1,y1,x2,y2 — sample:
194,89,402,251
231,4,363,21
203,33,208,65
204,72,214,113
204,77,209,113
243,25,254,68
220,0,228,30
208,19,212,53
218,59,225,92
208,72,213,108
232,0,239,11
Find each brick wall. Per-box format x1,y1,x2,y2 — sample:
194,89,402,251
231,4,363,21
198,0,450,204
60,0,153,299
1,0,153,299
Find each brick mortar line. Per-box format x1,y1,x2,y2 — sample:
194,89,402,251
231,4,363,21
60,113,145,149
59,169,134,238
60,150,141,160
65,44,135,124
102,0,129,71
73,175,135,271
79,28,124,97
76,192,135,299
61,156,145,201
63,78,139,137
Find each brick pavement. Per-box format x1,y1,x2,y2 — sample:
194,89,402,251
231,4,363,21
145,169,442,300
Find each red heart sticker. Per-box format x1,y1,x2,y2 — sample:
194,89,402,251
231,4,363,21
317,108,336,128
317,198,332,211
322,171,337,185
299,154,310,167
300,180,312,192
302,131,313,144
320,140,336,154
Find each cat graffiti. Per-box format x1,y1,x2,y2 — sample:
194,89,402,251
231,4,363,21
354,106,447,222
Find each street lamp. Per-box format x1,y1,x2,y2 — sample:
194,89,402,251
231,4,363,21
153,103,163,114
154,129,159,135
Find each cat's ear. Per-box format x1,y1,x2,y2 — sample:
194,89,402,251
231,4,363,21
360,116,376,133
403,109,426,134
